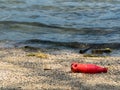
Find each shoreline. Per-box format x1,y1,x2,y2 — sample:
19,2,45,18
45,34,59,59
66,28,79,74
0,39,120,56
0,48,119,90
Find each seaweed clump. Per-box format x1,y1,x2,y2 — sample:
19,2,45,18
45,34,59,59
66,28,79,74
91,48,112,54
79,48,112,57
27,52,48,59
83,54,104,57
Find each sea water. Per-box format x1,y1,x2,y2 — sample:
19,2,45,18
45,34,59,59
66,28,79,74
0,0,120,56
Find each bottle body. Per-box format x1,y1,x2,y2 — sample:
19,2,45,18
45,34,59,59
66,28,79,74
71,63,108,73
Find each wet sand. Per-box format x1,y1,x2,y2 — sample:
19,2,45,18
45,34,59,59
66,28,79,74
0,48,119,90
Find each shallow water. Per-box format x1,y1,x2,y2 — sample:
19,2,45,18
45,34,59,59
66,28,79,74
0,0,120,55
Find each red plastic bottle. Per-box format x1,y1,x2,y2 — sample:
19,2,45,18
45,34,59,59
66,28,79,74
71,62,108,73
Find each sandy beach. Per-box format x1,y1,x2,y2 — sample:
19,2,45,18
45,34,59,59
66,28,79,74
0,48,119,90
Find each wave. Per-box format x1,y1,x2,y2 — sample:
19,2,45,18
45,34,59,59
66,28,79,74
0,20,120,36
0,20,120,30
0,21,64,29
16,39,120,49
